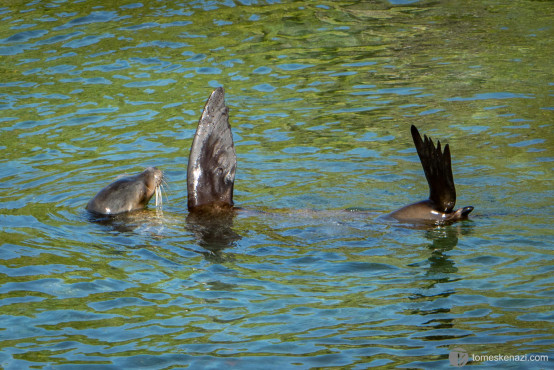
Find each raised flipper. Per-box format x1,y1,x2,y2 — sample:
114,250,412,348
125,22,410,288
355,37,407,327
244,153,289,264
411,125,456,212
187,87,236,212
389,125,473,224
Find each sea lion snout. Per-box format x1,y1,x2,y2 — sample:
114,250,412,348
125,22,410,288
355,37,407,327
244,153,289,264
460,206,474,218
141,167,163,195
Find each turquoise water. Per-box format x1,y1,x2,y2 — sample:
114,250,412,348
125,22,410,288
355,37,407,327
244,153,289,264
1,0,552,368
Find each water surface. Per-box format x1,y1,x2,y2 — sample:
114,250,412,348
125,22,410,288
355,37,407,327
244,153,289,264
1,0,552,368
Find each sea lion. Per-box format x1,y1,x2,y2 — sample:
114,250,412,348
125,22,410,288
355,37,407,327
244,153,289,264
185,88,473,225
86,166,163,215
389,125,474,224
187,87,236,213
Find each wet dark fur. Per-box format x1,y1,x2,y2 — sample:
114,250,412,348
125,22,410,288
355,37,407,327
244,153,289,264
86,167,163,215
187,87,236,212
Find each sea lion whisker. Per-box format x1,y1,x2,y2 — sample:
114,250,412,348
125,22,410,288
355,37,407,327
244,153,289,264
155,185,163,208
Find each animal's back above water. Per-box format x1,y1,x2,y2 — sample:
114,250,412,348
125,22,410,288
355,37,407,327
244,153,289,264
86,167,163,216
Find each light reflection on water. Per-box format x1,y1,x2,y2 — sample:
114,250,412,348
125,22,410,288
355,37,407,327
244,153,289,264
1,0,552,368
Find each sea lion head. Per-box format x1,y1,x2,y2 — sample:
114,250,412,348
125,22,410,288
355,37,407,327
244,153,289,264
445,205,474,222
140,166,164,202
86,167,164,216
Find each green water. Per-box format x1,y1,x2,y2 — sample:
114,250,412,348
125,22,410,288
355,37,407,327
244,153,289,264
0,0,552,368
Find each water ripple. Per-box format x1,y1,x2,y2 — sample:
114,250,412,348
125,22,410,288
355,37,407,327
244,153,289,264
63,34,114,48
55,11,126,30
0,0,552,368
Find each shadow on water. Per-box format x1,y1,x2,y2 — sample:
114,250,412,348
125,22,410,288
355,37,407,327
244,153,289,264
85,208,166,233
87,207,242,255
425,222,474,277
185,210,242,262
87,204,473,258
86,207,242,263
407,221,476,342
407,220,475,283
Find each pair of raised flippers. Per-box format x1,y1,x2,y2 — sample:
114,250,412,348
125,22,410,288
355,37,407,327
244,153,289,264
87,87,473,225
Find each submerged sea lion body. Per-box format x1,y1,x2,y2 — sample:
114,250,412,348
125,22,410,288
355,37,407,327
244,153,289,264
390,199,474,224
389,125,473,224
86,167,163,216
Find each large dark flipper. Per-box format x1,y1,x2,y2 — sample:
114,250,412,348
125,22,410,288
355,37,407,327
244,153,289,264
187,87,236,212
411,125,456,212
